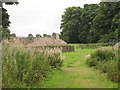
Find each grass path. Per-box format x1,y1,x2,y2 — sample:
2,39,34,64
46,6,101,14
40,48,118,88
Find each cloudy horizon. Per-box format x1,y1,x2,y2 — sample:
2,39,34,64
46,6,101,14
4,0,101,37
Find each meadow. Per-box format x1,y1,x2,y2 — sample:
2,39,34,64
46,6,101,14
2,42,119,88
1,0,119,88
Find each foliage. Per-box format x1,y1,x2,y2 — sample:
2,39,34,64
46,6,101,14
28,34,34,40
1,8,11,39
90,48,115,61
60,2,120,43
11,33,16,37
43,34,51,37
60,7,82,43
2,28,10,39
52,32,56,37
78,4,99,43
36,34,42,38
2,42,63,88
87,47,120,82
2,8,11,28
47,49,63,69
0,1,19,39
79,43,108,49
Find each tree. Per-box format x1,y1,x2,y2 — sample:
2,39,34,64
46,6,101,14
60,7,82,43
28,34,33,40
0,1,19,39
93,2,120,43
36,34,42,38
43,34,47,37
1,8,11,39
78,4,99,43
2,28,10,38
52,32,56,37
112,10,120,41
43,34,51,38
11,33,16,37
60,2,120,43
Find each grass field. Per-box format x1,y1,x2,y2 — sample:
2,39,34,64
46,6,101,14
40,48,118,88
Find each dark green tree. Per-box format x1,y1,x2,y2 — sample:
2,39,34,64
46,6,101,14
28,34,34,40
60,7,82,43
112,10,120,41
52,32,56,37
0,1,19,39
43,34,47,37
93,2,120,43
36,34,42,38
11,33,16,37
1,8,11,39
60,2,120,43
78,4,99,43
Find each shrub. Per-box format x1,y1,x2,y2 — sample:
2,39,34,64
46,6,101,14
106,59,120,82
87,58,98,67
79,43,108,49
90,48,115,62
48,52,63,69
87,47,119,83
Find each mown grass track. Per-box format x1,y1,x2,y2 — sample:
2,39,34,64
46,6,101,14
40,48,118,88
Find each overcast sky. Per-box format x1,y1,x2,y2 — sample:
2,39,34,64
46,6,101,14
4,0,101,37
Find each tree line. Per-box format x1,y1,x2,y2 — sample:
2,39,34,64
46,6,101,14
60,2,120,43
1,2,120,43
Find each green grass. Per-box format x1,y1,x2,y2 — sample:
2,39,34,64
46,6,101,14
40,48,118,88
63,48,94,66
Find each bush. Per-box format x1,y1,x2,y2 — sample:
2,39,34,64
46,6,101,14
106,59,120,82
87,47,119,83
48,52,63,69
90,48,115,62
2,42,63,88
87,58,98,67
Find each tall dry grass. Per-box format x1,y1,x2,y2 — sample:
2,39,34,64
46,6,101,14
2,42,63,88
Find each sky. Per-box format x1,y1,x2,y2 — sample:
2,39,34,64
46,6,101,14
4,0,101,37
